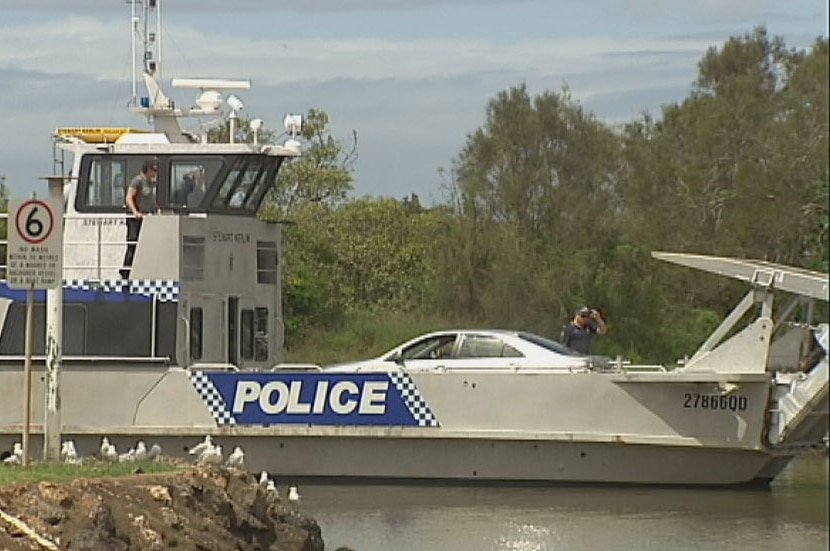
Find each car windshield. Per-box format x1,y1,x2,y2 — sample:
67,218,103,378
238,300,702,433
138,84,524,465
516,332,583,356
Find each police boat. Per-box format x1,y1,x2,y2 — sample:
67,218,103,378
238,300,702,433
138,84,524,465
0,1,827,486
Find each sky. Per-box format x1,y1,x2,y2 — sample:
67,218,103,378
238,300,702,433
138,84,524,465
0,0,826,205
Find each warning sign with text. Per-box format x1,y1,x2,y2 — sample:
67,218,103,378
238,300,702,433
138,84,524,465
7,197,64,289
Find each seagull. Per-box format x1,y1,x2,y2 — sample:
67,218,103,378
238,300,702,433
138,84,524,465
146,443,162,461
266,479,279,498
118,448,136,463
61,440,81,465
99,437,111,459
3,454,20,465
60,440,72,460
259,470,270,486
226,446,245,469
197,444,223,466
188,435,213,457
103,441,119,463
288,486,301,504
3,443,23,465
134,441,148,462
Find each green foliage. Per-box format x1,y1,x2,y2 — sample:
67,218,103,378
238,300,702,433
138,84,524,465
283,198,447,315
621,28,828,272
276,29,828,366
282,263,343,346
283,310,464,365
0,175,8,212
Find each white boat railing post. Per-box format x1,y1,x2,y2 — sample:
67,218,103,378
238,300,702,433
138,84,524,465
97,219,103,282
22,285,34,467
44,176,65,462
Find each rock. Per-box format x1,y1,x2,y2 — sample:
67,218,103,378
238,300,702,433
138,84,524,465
0,466,325,551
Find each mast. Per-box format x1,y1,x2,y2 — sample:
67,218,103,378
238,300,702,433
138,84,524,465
130,0,136,106
130,0,162,109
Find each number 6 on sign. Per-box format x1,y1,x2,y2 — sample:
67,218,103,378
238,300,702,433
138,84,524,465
7,196,64,290
24,206,46,241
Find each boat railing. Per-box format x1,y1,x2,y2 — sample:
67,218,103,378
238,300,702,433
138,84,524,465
0,212,142,282
187,363,240,372
271,363,323,372
0,355,171,365
623,365,668,373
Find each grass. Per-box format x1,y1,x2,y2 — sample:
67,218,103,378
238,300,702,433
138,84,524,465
0,461,180,487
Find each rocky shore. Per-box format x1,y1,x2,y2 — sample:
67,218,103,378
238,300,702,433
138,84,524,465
0,467,326,551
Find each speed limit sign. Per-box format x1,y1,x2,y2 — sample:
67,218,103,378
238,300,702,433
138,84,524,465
7,196,64,289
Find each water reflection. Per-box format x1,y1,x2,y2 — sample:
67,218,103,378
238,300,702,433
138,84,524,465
298,456,828,551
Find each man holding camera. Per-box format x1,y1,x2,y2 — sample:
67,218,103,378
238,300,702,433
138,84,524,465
560,306,607,354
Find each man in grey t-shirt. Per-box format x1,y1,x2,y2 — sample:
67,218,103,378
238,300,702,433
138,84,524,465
120,158,160,279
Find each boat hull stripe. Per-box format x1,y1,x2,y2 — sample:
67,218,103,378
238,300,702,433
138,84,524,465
389,372,439,427
189,371,237,426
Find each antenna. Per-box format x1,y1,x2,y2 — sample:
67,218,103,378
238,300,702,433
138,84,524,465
250,119,263,145
130,1,137,106
283,114,303,152
130,0,162,109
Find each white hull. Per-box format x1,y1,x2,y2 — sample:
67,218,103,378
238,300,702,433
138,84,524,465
1,359,821,486
2,430,778,487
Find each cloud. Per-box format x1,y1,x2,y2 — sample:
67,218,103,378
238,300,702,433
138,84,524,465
0,2,824,201
6,0,523,14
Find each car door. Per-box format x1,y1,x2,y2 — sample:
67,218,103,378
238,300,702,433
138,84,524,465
392,333,459,371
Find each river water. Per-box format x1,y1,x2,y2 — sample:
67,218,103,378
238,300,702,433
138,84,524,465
298,455,828,551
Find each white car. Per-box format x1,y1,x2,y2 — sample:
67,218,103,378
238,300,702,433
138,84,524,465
324,329,607,372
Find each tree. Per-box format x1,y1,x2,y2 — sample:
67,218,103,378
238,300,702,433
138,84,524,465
445,84,623,331
621,29,828,269
614,28,829,359
262,109,357,219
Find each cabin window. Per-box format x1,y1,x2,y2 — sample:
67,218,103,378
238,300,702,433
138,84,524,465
84,158,128,209
212,156,265,211
257,241,278,284
170,160,221,211
240,308,254,360
189,307,203,361
183,235,205,280
254,307,269,361
77,155,162,212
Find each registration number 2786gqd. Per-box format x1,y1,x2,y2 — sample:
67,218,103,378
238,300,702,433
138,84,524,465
683,393,747,411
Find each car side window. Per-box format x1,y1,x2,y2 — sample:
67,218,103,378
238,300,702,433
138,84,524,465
400,335,456,360
458,335,523,359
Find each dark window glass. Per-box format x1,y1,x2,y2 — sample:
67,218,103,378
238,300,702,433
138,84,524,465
254,307,268,361
256,241,278,284
458,335,523,358
182,236,205,281
398,335,457,360
240,309,254,360
170,160,221,211
517,332,582,356
212,156,264,211
190,307,203,361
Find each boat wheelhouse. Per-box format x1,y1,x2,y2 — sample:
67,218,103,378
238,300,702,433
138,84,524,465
3,131,298,368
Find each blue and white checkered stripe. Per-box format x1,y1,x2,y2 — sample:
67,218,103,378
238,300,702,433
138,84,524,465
64,279,179,302
388,372,439,427
189,371,236,426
